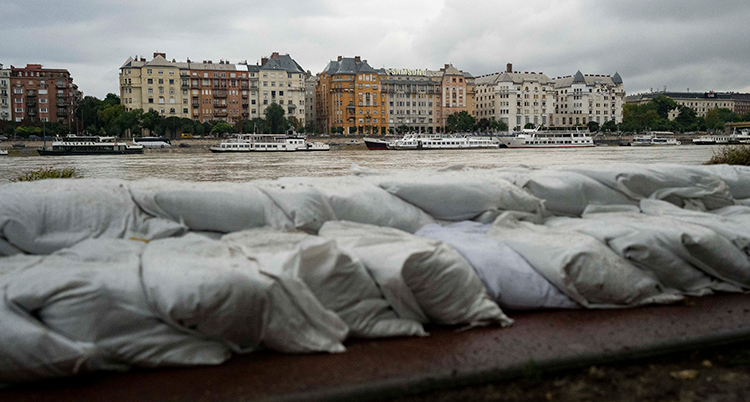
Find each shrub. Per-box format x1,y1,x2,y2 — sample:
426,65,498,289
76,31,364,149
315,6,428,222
11,166,80,182
705,144,750,166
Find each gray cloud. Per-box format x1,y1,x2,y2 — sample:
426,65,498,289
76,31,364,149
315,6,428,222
3,0,750,98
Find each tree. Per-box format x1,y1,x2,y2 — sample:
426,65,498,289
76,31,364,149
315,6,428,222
97,104,127,136
446,111,476,132
601,120,618,133
650,95,679,119
211,121,234,136
675,106,697,130
490,119,508,132
477,118,491,132
587,121,600,133
524,123,535,130
395,125,410,134
264,103,290,133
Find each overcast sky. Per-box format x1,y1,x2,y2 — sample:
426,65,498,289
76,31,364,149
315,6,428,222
4,0,750,99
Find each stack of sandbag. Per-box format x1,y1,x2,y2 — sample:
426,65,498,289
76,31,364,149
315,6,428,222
699,164,750,205
222,228,427,338
415,222,579,310
0,179,187,256
488,213,683,308
319,221,514,327
352,164,544,222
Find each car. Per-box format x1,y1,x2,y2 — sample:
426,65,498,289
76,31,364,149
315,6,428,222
28,135,41,140
178,142,191,148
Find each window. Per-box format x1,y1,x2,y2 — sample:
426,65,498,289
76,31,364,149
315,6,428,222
147,69,152,74
147,79,153,84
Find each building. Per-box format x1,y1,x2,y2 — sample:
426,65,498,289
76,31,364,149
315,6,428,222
304,73,317,131
475,63,554,130
257,52,307,127
316,56,388,135
625,91,740,119
553,71,625,127
120,53,250,124
246,64,260,120
439,64,475,130
0,63,11,121
9,64,77,126
382,68,443,133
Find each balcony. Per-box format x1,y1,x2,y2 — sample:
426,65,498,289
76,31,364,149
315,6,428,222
27,92,36,97
242,93,248,98
56,83,67,89
213,91,227,98
27,100,37,107
57,110,68,117
181,82,190,88
214,111,228,117
28,109,37,115
192,102,199,108
242,102,249,108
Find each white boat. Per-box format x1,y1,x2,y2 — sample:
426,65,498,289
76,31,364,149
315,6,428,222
209,134,330,153
0,149,7,156
133,136,172,149
733,128,750,144
693,134,735,145
631,131,680,146
498,128,594,148
37,135,144,156
387,133,499,150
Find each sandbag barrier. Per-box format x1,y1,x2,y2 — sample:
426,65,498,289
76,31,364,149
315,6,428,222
2,163,750,384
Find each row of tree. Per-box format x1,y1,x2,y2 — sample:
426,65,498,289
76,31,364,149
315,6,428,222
0,94,302,139
617,95,750,133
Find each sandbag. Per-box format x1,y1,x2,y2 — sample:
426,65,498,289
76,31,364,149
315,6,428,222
130,179,335,234
141,234,348,354
0,179,186,256
319,221,513,327
4,239,231,372
416,222,579,310
272,176,436,233
223,229,427,338
560,164,735,211
0,255,92,384
489,213,683,308
354,165,544,221
699,164,750,199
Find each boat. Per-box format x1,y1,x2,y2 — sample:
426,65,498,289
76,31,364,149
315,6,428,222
37,135,144,156
498,128,595,148
386,133,500,150
631,132,680,146
0,149,7,156
209,134,330,153
133,136,172,149
733,128,750,144
692,134,735,145
692,135,716,145
363,137,391,150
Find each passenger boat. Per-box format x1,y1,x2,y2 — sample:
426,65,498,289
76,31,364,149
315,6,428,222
692,134,735,145
498,128,594,148
209,134,330,153
733,129,750,144
387,133,500,150
631,132,680,146
363,137,391,150
133,136,172,149
0,149,7,156
37,135,144,156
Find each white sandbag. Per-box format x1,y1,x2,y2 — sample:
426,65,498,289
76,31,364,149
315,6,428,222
4,239,231,372
577,209,750,289
545,214,739,295
496,169,638,217
640,199,750,257
416,222,579,310
0,255,92,384
129,179,335,234
0,179,186,256
489,214,683,308
141,234,348,354
223,229,427,338
319,221,513,327
560,164,735,211
273,176,436,233
699,164,750,199
354,166,544,221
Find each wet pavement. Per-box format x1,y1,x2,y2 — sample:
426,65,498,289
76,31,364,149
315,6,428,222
4,294,750,402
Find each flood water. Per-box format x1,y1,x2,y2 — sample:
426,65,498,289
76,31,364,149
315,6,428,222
0,145,721,183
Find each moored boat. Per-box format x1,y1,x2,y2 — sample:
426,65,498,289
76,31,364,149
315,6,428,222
631,132,680,146
386,133,500,150
209,134,330,153
498,128,594,148
363,137,391,150
37,135,144,156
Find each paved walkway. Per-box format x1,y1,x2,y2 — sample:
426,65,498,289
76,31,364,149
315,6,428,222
4,294,750,402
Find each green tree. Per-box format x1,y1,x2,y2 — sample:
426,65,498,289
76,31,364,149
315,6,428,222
446,111,476,132
587,121,600,132
477,118,491,132
650,95,679,119
524,122,535,130
396,125,410,134
490,119,508,132
264,103,290,133
211,121,234,136
675,106,697,130
97,104,127,136
601,120,618,133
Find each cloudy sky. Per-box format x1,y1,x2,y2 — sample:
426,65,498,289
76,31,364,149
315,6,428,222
4,0,750,99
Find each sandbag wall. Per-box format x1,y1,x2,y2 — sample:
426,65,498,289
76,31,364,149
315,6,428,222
2,163,750,384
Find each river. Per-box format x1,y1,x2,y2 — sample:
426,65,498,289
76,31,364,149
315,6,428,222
0,145,722,183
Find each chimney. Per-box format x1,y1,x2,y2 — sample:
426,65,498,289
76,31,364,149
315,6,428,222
272,52,280,59
506,63,512,73
261,57,269,66
153,52,166,59
445,64,450,69
354,56,361,62
337,56,342,61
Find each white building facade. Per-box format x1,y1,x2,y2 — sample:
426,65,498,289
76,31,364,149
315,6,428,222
552,71,624,126
0,63,10,121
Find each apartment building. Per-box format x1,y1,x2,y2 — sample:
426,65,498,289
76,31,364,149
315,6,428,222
439,64,475,129
257,52,307,127
0,63,10,121
9,64,77,126
625,91,741,119
553,71,625,126
304,73,316,130
475,63,554,130
382,68,442,133
316,56,388,135
246,64,260,119
120,53,250,123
